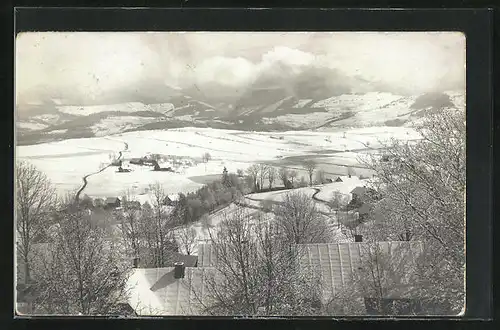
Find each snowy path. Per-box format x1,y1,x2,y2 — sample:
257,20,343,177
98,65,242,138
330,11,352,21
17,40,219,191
74,141,127,202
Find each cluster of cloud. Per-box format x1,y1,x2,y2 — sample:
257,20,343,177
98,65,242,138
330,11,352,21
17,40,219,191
16,32,465,107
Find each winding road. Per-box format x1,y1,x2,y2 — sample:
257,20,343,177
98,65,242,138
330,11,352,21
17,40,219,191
74,143,126,203
312,187,326,203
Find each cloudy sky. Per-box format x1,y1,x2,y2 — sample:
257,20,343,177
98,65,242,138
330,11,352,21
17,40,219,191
16,32,465,107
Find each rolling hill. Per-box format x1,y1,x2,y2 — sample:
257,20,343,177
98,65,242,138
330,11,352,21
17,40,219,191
16,88,464,145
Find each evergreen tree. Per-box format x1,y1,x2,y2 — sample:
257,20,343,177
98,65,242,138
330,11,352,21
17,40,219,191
222,167,231,187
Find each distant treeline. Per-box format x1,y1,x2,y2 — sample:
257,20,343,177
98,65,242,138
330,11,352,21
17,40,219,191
172,170,250,225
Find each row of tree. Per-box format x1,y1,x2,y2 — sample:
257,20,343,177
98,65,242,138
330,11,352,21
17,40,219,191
172,170,249,226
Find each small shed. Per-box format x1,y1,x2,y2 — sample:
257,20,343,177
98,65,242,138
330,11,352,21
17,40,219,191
163,194,179,206
335,177,343,182
105,197,121,209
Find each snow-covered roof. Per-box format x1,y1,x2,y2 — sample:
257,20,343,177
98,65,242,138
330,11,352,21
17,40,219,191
126,267,218,316
126,241,425,315
299,241,424,301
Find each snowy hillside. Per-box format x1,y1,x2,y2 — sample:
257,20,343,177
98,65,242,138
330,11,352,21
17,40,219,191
57,102,175,116
16,90,464,145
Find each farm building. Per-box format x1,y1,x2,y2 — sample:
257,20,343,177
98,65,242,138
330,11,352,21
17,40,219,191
117,166,132,173
129,158,144,165
105,197,121,209
163,194,179,206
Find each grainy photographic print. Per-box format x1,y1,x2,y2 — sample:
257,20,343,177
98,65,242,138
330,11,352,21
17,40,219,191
14,32,466,317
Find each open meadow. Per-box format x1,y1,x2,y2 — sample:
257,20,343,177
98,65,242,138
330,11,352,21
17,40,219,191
16,126,419,202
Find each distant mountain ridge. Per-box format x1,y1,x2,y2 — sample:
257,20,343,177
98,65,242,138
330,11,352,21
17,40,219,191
16,89,464,146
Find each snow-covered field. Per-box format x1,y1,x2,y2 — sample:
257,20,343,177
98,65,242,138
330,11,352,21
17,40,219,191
261,113,336,129
16,126,418,201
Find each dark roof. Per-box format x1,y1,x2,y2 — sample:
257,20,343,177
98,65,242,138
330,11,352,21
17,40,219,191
105,197,120,203
350,186,368,196
164,195,179,202
171,253,198,267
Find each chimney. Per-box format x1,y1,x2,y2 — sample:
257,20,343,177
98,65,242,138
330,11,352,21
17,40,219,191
174,262,185,279
354,234,363,242
133,257,140,268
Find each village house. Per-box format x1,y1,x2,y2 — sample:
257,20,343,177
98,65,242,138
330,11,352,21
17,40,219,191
105,197,121,209
163,194,179,207
125,241,429,316
129,158,145,165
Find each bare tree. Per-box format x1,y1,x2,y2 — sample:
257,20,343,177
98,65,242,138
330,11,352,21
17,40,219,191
325,242,427,316
273,191,332,245
267,167,277,189
347,167,355,178
359,107,466,313
200,213,213,234
327,191,349,229
143,183,178,267
237,169,244,177
298,176,308,188
278,167,289,187
303,160,317,186
202,152,212,172
315,169,327,184
31,205,130,315
150,153,163,162
288,170,298,187
202,152,212,163
16,161,56,285
246,164,260,192
258,163,270,191
260,198,274,212
116,191,142,260
177,225,198,255
193,208,323,316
